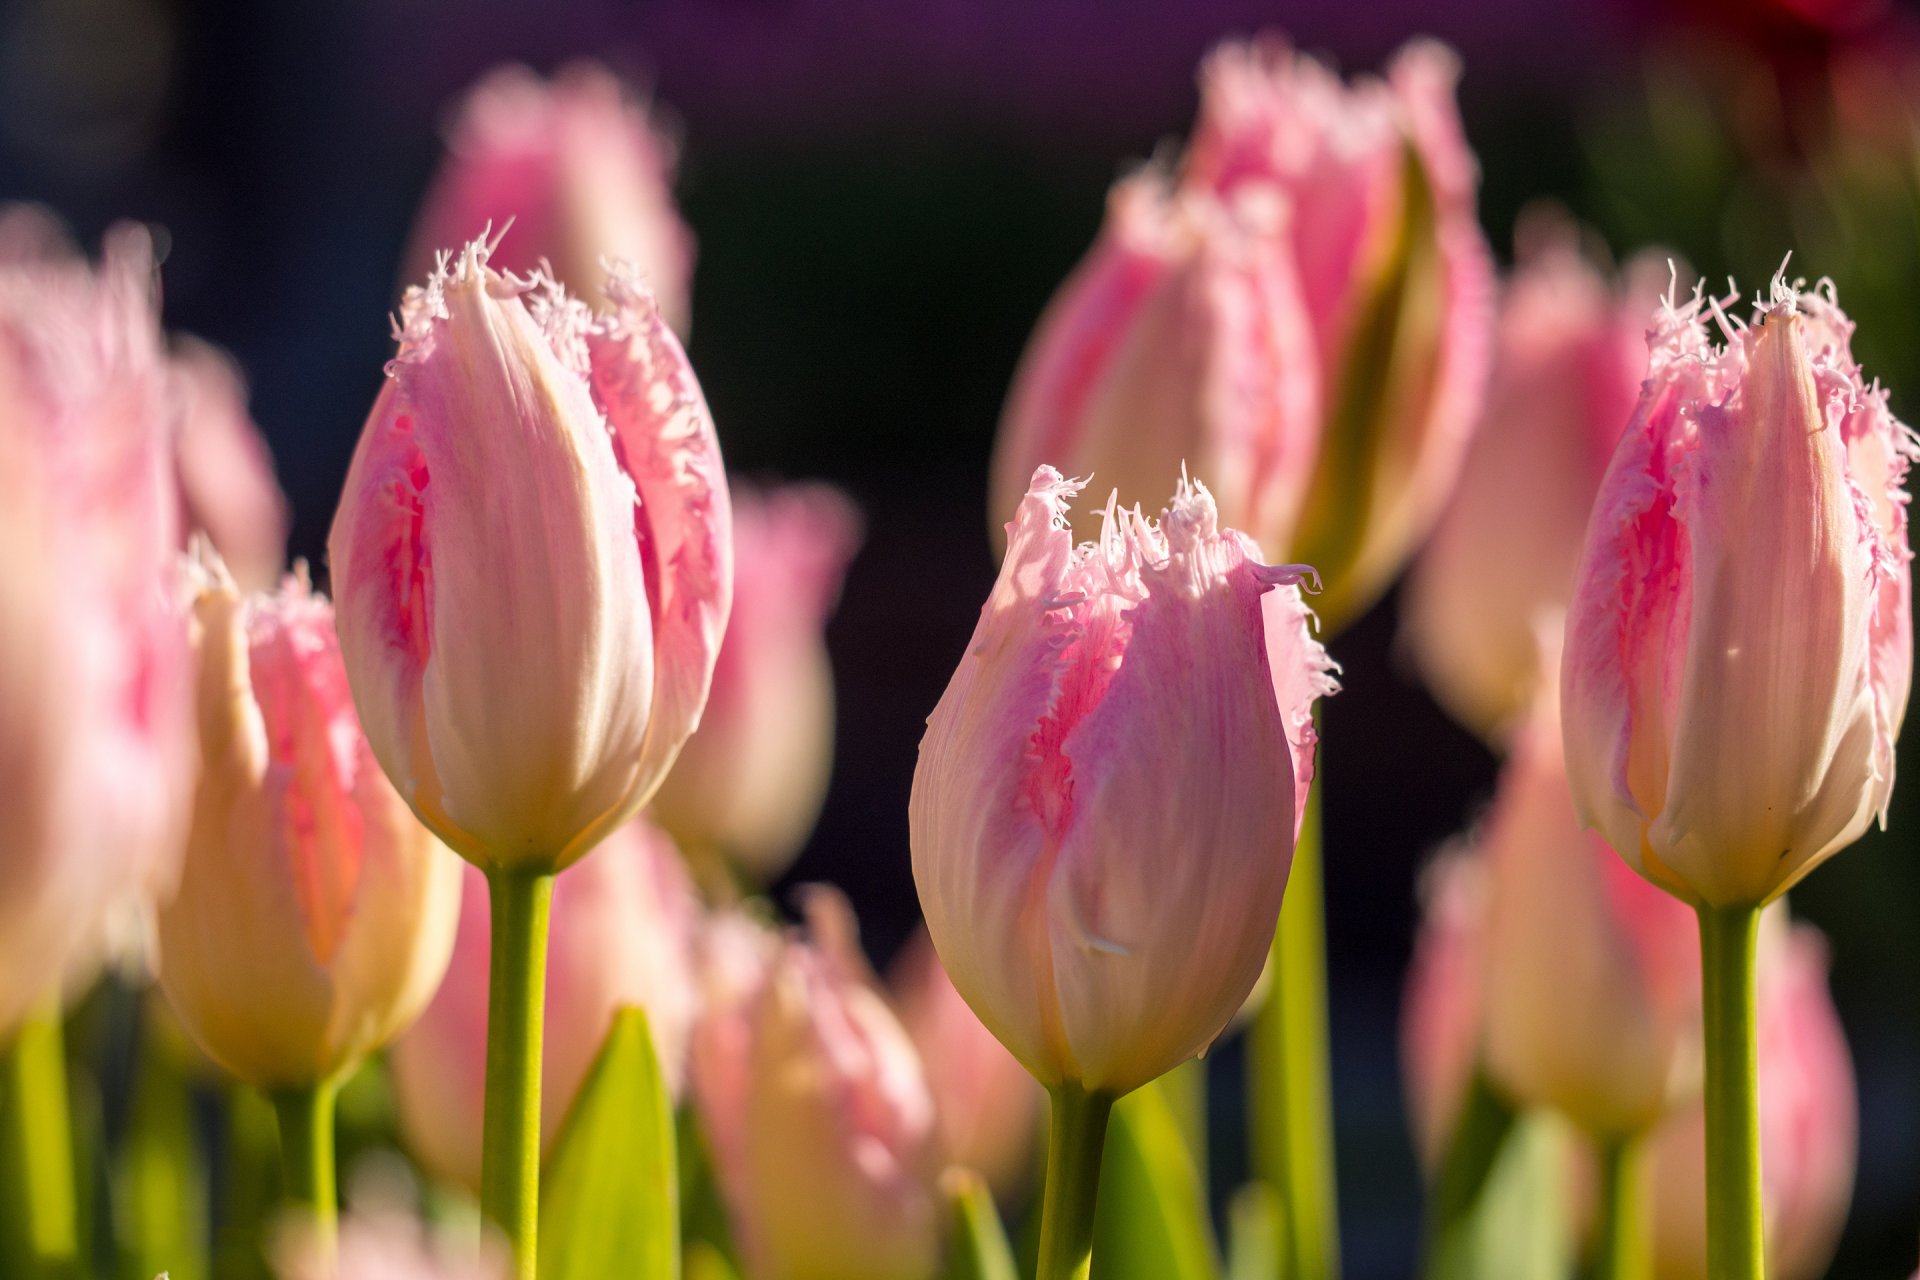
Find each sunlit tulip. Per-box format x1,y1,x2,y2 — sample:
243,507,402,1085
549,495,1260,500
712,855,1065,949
649,483,860,883
1644,925,1856,1280
991,37,1492,628
690,896,941,1280
911,467,1335,1096
1562,277,1914,908
405,63,694,332
156,554,461,1087
0,221,193,1033
1403,221,1666,741
275,1208,507,1280
890,929,1041,1195
389,816,700,1190
170,337,291,590
329,236,731,873
1480,672,1700,1137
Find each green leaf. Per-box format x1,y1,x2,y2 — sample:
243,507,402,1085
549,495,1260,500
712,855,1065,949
1420,1072,1572,1280
941,1168,1018,1280
538,1007,677,1280
1090,1080,1219,1280
1224,1182,1283,1280
684,1239,742,1280
115,1038,206,1280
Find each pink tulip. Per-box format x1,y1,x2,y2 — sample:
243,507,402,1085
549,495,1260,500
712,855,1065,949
911,467,1335,1096
889,928,1042,1196
1479,672,1701,1137
1562,276,1914,908
0,219,193,1032
405,63,694,333
328,237,731,873
275,1208,507,1280
1644,925,1856,1280
170,337,291,591
389,815,700,1191
1403,219,1669,741
991,37,1492,629
690,895,941,1280
649,482,861,883
156,554,461,1087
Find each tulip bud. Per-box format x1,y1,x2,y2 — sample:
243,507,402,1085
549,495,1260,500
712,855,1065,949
389,815,700,1190
405,63,694,333
649,483,861,883
991,38,1492,630
690,897,941,1280
911,467,1335,1096
169,337,291,591
329,237,731,873
1403,219,1668,741
889,929,1042,1196
1479,672,1701,1138
1562,276,1914,908
1644,925,1856,1280
0,219,193,1032
156,554,462,1087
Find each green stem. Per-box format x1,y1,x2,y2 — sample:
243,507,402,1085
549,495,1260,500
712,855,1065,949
1036,1085,1115,1280
0,996,77,1278
270,1077,340,1259
481,866,555,1279
1251,790,1339,1280
1422,1067,1516,1257
1594,1133,1649,1280
1698,905,1764,1280
1158,1058,1208,1197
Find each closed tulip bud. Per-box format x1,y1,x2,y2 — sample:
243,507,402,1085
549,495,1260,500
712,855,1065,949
406,63,694,333
389,815,700,1190
1403,219,1668,742
157,554,461,1087
889,928,1042,1196
993,38,1492,630
329,237,731,873
690,896,941,1280
1562,277,1914,909
1645,925,1855,1280
0,220,194,1032
650,483,861,883
1480,670,1701,1138
170,337,291,591
911,467,1335,1096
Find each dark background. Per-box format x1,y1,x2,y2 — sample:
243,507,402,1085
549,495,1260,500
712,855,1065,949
4,0,1916,1275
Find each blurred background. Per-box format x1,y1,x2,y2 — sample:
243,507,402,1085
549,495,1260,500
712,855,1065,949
3,0,1917,1274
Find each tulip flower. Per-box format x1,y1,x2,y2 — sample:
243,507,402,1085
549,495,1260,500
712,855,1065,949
1645,926,1855,1280
911,466,1333,1280
991,36,1492,630
1479,669,1701,1140
650,482,861,885
390,815,700,1192
690,896,941,1280
170,337,291,590
275,1208,507,1280
890,929,1042,1197
0,220,193,1037
329,234,729,1270
405,63,694,332
156,552,461,1242
1403,220,1668,741
331,236,730,873
1561,274,1909,1276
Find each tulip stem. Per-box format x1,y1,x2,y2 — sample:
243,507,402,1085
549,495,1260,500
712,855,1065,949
0,996,78,1279
481,865,555,1280
1594,1133,1649,1280
1036,1085,1114,1280
1698,904,1764,1280
1252,788,1340,1280
270,1076,340,1259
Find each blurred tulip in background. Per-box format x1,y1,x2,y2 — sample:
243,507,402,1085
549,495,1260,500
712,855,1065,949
169,336,292,591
